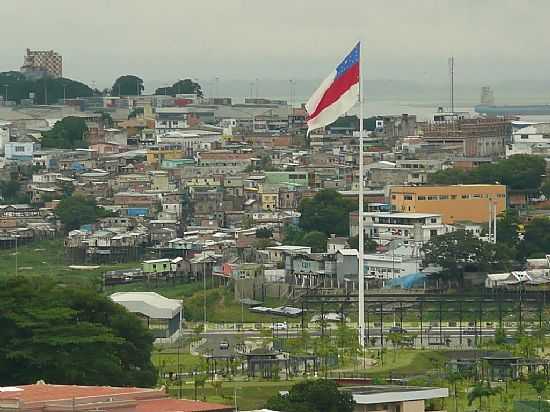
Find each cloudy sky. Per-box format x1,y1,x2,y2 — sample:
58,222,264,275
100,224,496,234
2,0,550,99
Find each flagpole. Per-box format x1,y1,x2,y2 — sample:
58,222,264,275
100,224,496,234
358,41,365,348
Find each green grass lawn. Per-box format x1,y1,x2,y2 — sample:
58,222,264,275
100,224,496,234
167,380,294,410
108,281,295,323
0,239,137,286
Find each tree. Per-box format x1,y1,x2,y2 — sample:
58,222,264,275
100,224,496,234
422,230,496,285
522,217,550,258
111,75,144,96
430,155,545,191
0,180,20,202
349,235,378,253
528,372,548,412
41,116,88,149
283,224,305,244
301,231,328,253
446,368,464,412
0,276,156,386
256,227,273,239
0,72,94,104
467,382,501,411
55,195,103,231
299,189,355,237
265,379,355,412
155,79,203,97
386,332,403,362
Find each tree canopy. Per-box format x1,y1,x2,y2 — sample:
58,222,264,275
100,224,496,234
0,72,94,104
155,79,203,97
55,195,110,231
422,230,496,282
41,116,88,149
0,276,156,386
265,380,354,412
298,189,355,237
429,155,546,191
522,217,550,258
111,75,144,96
349,235,378,253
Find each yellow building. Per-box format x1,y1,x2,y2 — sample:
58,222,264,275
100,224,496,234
390,184,506,224
259,184,279,210
146,144,184,167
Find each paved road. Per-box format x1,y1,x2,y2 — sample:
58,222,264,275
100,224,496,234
184,325,533,351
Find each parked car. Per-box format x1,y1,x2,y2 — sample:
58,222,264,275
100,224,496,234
219,341,229,350
389,326,408,334
271,322,288,331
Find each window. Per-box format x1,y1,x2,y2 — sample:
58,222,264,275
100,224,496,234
521,134,529,139
451,195,457,200
15,146,25,152
544,134,550,139
412,173,419,178
404,194,413,200
418,196,426,200
427,196,437,200
462,194,469,199
439,195,449,200
431,218,437,223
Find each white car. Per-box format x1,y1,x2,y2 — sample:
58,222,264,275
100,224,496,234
271,322,288,331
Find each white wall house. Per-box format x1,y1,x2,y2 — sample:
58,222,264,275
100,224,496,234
360,212,450,246
0,122,11,155
506,123,550,158
5,141,40,161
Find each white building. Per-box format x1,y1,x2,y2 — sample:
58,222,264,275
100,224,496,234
5,141,40,161
506,123,550,158
361,212,450,245
0,122,11,155
156,130,222,154
363,252,420,280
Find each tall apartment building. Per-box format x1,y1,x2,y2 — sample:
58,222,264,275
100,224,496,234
21,48,63,78
389,184,506,224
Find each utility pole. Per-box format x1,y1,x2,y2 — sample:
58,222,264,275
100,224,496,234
15,235,18,276
448,57,455,113
44,78,48,105
203,258,207,325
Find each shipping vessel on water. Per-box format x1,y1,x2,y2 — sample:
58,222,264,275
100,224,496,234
475,104,550,116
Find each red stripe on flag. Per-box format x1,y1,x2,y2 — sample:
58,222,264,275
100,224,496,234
307,62,359,121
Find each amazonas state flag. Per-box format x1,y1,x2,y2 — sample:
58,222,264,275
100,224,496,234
305,43,360,134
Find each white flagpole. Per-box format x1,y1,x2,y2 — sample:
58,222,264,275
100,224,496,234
358,41,365,348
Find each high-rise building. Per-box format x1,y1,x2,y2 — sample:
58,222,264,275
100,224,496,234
21,48,63,79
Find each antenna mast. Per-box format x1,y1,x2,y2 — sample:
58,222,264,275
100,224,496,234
448,57,455,113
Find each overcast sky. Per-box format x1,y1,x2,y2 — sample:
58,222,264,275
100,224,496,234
3,0,550,96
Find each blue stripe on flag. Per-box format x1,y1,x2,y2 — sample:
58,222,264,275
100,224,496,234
335,43,360,80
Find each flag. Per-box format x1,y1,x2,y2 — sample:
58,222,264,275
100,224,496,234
306,43,360,134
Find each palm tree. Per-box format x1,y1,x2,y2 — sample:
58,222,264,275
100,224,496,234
528,372,548,412
468,382,502,411
446,368,464,412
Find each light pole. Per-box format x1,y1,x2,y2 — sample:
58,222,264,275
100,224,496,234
203,258,207,325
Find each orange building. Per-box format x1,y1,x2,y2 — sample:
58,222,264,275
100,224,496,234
390,184,506,224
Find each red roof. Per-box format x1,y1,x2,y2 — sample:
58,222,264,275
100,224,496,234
0,384,152,403
136,398,232,412
0,384,231,412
